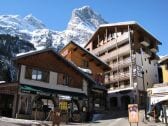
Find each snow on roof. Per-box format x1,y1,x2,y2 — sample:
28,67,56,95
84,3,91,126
159,55,168,64
100,21,161,44
78,67,92,74
100,21,137,27
16,50,37,57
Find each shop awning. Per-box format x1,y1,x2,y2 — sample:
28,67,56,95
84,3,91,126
20,85,41,93
20,84,87,98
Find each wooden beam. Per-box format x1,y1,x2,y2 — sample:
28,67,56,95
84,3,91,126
89,59,94,62
73,47,78,51
96,63,101,66
81,53,87,57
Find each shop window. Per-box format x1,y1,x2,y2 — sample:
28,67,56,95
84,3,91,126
25,67,49,82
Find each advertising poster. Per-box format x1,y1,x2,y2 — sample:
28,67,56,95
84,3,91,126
128,104,139,123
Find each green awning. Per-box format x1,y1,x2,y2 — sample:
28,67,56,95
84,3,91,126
20,85,41,93
20,84,87,98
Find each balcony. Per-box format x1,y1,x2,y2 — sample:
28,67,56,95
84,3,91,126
104,72,130,84
140,41,150,47
99,44,130,62
109,58,131,70
150,46,158,53
91,33,129,55
108,86,134,93
109,84,130,90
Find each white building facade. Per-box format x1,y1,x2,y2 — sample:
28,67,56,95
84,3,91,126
85,21,161,110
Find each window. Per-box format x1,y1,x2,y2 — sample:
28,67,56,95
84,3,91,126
113,71,117,76
148,59,151,64
25,67,49,82
123,67,129,73
99,52,105,57
113,59,117,64
57,73,72,85
146,70,148,73
123,54,130,59
82,60,89,68
124,80,130,86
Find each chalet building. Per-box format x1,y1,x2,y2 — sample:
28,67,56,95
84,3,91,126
0,48,106,121
85,21,161,110
60,41,111,84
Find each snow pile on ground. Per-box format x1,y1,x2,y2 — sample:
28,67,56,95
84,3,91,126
0,117,41,125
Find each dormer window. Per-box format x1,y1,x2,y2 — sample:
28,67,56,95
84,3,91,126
25,67,49,82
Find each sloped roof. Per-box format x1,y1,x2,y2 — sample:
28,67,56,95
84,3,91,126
159,55,168,65
60,41,110,71
14,48,106,91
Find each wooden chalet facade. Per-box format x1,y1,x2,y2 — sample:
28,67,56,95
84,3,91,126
60,41,111,83
0,48,107,121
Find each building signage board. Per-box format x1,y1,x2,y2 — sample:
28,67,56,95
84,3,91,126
128,104,139,124
59,101,68,110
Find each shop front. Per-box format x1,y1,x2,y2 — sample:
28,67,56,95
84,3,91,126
16,84,88,122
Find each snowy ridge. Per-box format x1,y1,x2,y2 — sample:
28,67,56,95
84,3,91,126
0,6,107,50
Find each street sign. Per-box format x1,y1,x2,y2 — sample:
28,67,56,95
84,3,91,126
128,104,139,124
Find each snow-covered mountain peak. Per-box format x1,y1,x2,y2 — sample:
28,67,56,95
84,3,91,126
67,6,107,31
0,6,108,49
24,14,45,29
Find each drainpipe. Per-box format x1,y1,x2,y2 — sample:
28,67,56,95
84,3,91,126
115,27,119,89
128,25,136,105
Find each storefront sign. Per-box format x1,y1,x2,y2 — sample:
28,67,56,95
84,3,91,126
128,104,139,123
59,101,68,110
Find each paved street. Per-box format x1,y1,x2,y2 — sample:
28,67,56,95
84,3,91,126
0,110,165,126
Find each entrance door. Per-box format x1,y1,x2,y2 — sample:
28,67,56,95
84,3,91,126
0,94,14,117
110,97,118,109
121,95,130,110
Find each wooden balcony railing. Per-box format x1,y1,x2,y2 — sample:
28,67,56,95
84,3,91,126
104,72,130,84
109,58,131,69
100,44,130,62
91,33,129,55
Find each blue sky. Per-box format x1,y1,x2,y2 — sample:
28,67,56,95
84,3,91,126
0,0,168,56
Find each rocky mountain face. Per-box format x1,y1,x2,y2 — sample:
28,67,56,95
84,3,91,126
0,6,107,81
0,34,35,81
